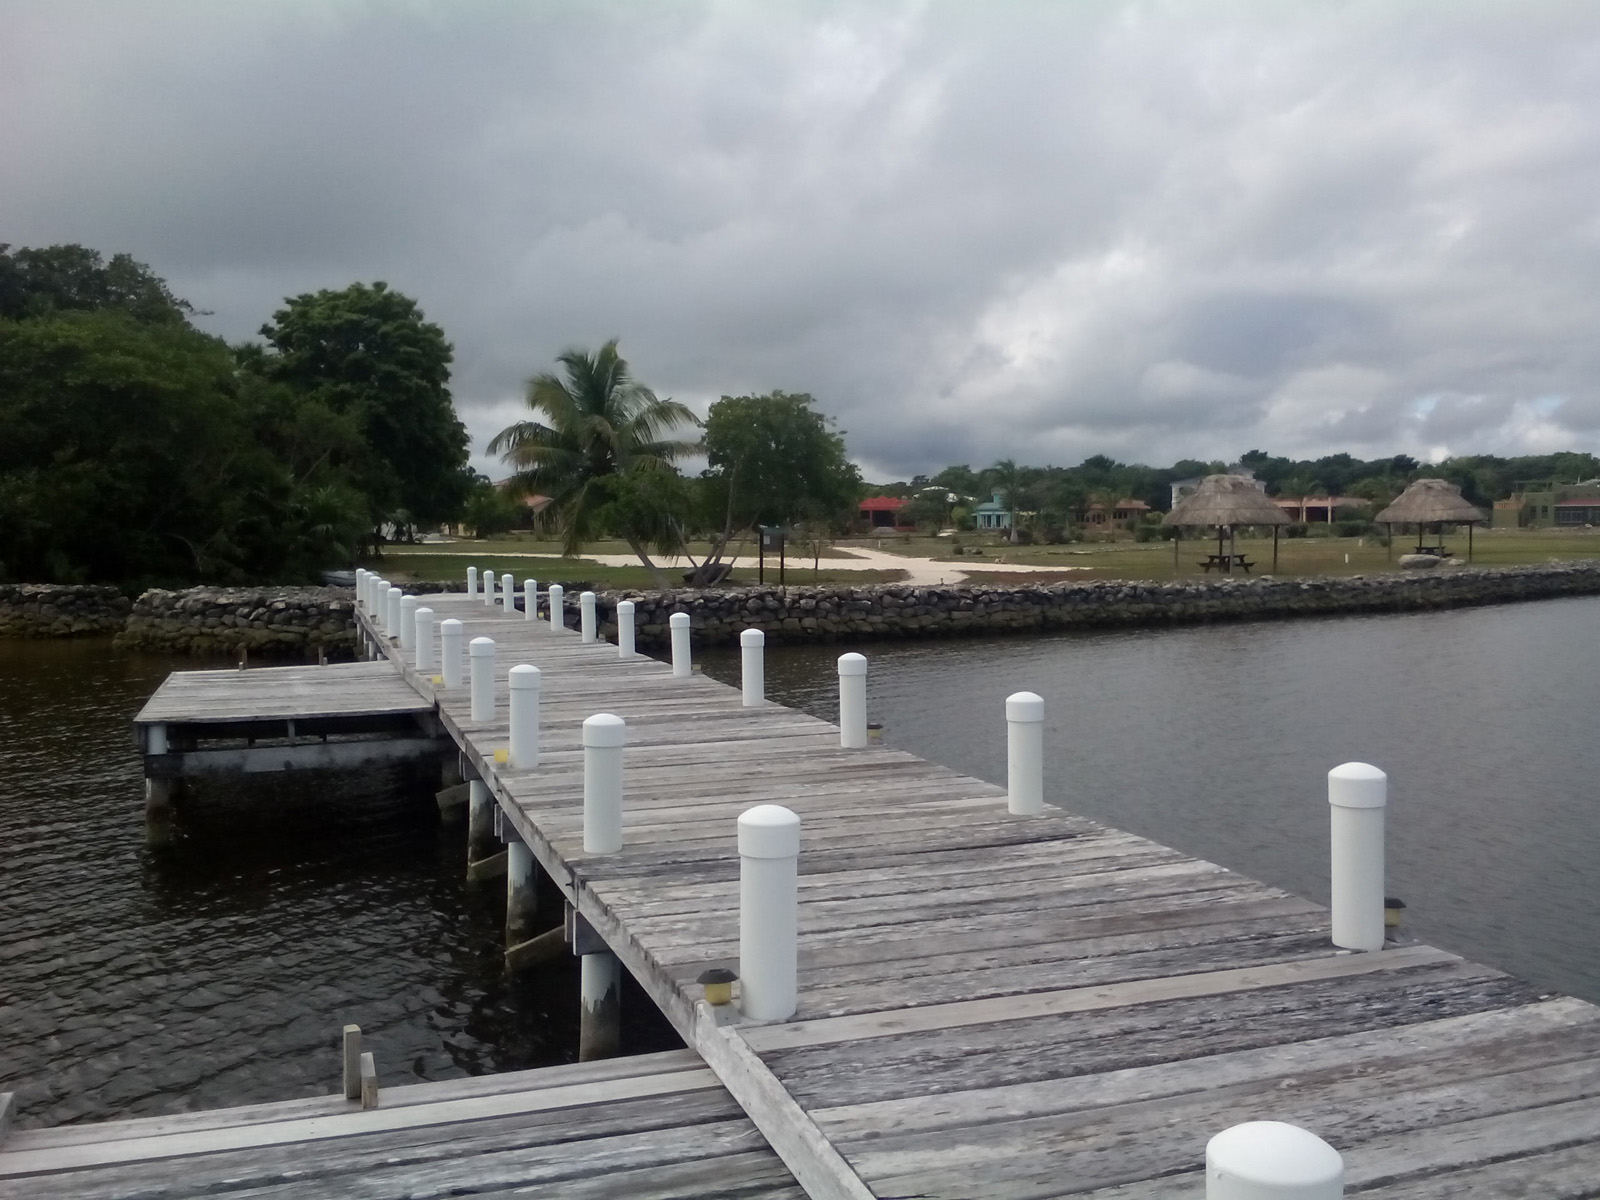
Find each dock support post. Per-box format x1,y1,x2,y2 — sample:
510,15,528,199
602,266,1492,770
583,714,626,854
739,804,800,1021
1329,762,1386,952
580,591,598,642
741,628,765,707
355,569,367,611
509,665,541,769
467,565,478,599
144,722,174,827
617,600,636,658
502,572,515,612
359,1052,378,1109
579,951,621,1061
506,840,537,946
1206,1120,1343,1198
415,607,435,673
670,612,691,677
468,780,497,866
342,1024,362,1100
399,595,418,652
483,571,495,606
549,584,565,632
838,653,868,748
524,578,537,621
470,637,496,723
385,587,402,640
1006,691,1044,815
440,619,464,689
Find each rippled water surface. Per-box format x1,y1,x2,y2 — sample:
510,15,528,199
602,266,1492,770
701,594,1600,1006
0,640,676,1130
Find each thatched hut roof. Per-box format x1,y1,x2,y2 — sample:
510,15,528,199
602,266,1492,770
1163,474,1290,527
1373,478,1484,525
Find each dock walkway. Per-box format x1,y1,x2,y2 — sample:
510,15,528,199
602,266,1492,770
364,592,1600,1197
0,1050,802,1198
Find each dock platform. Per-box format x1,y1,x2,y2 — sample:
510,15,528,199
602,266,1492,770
0,1049,802,1198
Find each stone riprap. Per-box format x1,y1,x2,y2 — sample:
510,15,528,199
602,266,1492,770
0,584,131,637
578,560,1600,648
114,587,358,658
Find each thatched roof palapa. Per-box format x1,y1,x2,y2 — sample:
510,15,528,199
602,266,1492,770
1373,478,1484,526
1163,474,1290,528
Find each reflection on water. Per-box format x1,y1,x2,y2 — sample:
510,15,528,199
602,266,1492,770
700,594,1600,1005
0,640,677,1130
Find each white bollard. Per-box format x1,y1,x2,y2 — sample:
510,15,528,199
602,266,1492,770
741,628,765,707
385,587,402,639
1206,1120,1343,1198
355,569,367,611
502,572,514,612
483,570,494,606
440,619,464,688
1329,762,1387,952
617,600,636,658
1006,691,1045,815
467,566,478,599
548,583,565,632
509,664,541,769
399,595,418,651
469,637,496,722
670,612,692,677
579,951,622,1061
414,607,435,673
580,591,598,643
738,804,800,1021
838,653,868,748
524,578,537,622
583,714,626,854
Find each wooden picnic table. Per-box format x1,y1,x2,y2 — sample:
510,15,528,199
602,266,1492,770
1200,553,1254,573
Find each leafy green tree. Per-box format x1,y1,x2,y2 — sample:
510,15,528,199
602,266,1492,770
489,340,700,583
0,243,195,324
695,392,862,581
255,282,470,531
987,458,1025,542
461,474,523,539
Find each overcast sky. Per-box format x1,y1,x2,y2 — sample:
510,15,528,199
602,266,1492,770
5,1,1599,481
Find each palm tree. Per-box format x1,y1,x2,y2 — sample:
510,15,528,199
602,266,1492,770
488,341,701,582
990,458,1025,543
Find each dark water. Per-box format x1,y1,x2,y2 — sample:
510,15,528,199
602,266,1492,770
0,641,677,1131
4,598,1598,1130
700,594,1600,1007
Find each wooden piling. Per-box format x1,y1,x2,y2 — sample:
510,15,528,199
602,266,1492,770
341,1025,362,1101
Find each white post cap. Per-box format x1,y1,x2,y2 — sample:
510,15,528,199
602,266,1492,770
469,636,495,656
618,599,635,614
837,652,867,676
1328,761,1387,809
738,804,801,859
581,589,596,601
582,712,627,747
509,663,541,690
1006,691,1044,722
1206,1121,1343,1196
415,605,433,620
741,628,765,647
440,618,462,633
670,612,691,628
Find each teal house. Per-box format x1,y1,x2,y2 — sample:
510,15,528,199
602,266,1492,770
972,491,1012,531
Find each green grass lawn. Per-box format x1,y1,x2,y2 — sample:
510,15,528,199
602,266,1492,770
376,553,907,590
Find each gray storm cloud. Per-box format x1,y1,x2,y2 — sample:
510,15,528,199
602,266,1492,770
4,0,1597,480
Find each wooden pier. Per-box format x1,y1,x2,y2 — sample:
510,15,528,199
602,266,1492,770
10,583,1600,1196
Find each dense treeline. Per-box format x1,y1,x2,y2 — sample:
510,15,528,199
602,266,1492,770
0,245,468,587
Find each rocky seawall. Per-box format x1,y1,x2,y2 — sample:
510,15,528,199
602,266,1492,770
114,587,358,658
7,562,1600,654
585,560,1600,648
0,584,131,637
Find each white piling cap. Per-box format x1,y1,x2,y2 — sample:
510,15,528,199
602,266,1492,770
670,612,691,628
741,628,765,647
440,618,462,633
1328,761,1387,809
415,606,433,621
549,582,564,591
837,652,868,676
401,594,418,610
509,664,541,690
583,712,627,747
469,636,496,656
1006,691,1044,722
503,572,513,583
387,585,402,597
738,804,801,859
581,590,596,601
618,600,635,614
1206,1121,1343,1195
